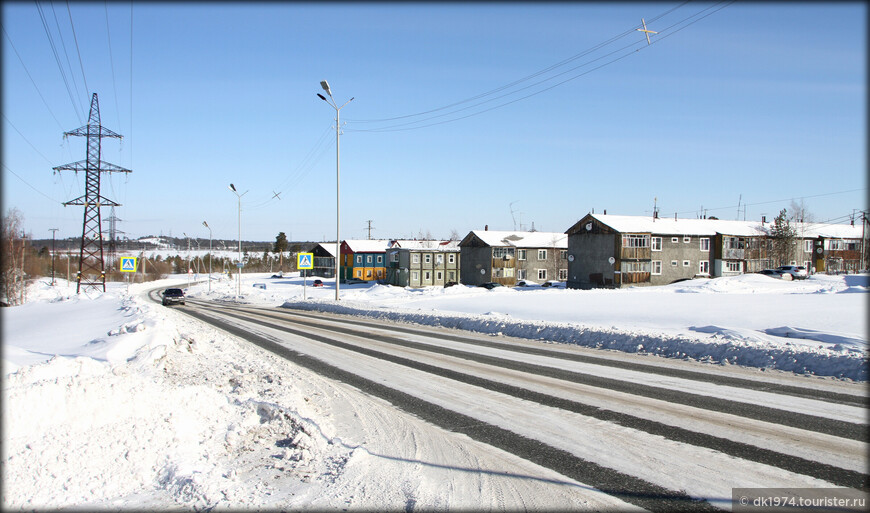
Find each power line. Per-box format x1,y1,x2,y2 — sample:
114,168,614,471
674,188,868,217
1,23,66,130
2,114,55,165
347,1,733,133
34,0,83,123
3,163,61,204
65,0,90,100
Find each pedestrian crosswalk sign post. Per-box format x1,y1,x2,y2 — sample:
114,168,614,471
297,253,313,270
120,257,138,273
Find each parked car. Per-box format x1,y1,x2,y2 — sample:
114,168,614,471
515,280,538,287
541,280,566,288
776,265,808,279
757,269,786,279
478,282,503,289
444,281,458,288
345,278,366,284
312,279,324,287
161,288,185,306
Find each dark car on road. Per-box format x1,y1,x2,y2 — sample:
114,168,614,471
478,282,504,290
162,288,185,306
312,279,324,287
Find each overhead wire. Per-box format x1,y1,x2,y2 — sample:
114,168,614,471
65,0,90,100
1,24,66,131
347,1,733,133
34,0,83,123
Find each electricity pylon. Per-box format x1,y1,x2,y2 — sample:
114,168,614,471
53,93,131,294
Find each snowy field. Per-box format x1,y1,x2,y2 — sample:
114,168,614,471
2,272,867,509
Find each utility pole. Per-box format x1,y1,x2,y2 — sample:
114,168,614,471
53,93,131,294
49,228,58,286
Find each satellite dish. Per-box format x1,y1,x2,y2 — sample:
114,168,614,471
480,269,486,275
585,223,593,231
608,257,615,264
568,255,575,262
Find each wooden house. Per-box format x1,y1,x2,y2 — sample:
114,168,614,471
459,229,567,286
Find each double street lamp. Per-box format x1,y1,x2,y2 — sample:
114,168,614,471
317,79,353,301
228,183,247,301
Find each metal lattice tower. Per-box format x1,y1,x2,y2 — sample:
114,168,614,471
104,207,125,270
53,93,131,294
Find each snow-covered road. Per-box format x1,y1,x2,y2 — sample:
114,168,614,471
178,294,868,510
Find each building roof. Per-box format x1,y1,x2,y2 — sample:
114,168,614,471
463,230,567,249
342,239,390,253
390,239,460,251
570,213,864,239
314,242,336,257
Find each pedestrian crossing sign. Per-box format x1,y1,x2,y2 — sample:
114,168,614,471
297,252,314,270
120,257,137,273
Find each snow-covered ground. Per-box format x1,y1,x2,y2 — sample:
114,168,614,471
2,272,867,509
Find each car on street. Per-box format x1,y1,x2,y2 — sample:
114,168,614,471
161,288,185,306
757,269,786,279
515,280,538,287
478,282,503,289
312,279,324,287
776,265,808,279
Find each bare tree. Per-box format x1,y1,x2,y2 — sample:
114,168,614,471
788,199,815,224
2,208,24,305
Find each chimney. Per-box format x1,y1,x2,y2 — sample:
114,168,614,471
674,212,677,221
603,209,607,215
762,215,766,224
484,225,488,231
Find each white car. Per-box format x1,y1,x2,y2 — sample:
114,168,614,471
776,265,808,279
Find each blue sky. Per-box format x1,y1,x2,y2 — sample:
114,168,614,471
3,2,866,243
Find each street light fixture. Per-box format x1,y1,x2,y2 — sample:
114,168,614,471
203,221,212,293
228,183,248,301
317,79,353,301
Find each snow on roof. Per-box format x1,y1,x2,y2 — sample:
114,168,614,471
343,239,390,253
468,230,567,248
584,214,864,239
390,240,460,251
315,243,336,257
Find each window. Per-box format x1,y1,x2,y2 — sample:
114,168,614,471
355,269,363,278
652,260,662,275
682,260,691,267
804,240,813,253
376,255,383,264
366,255,372,264
699,261,709,274
622,234,650,248
447,271,456,282
560,250,568,260
390,252,398,263
503,267,515,278
412,254,420,264
700,238,710,251
652,237,662,251
622,261,651,273
424,254,432,264
559,269,568,280
517,269,527,280
435,254,443,265
538,249,547,260
517,249,527,260
725,237,745,250
671,260,678,267
725,261,742,272
683,236,691,243
448,254,456,264
356,255,362,264
411,271,419,282
436,271,443,281
671,237,679,243
424,271,431,281
826,239,844,251
537,269,547,280
493,247,515,258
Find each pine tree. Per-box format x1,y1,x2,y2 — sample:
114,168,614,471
770,209,797,266
273,232,288,270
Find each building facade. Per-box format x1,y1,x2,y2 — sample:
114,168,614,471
385,240,461,287
340,240,389,282
459,229,568,286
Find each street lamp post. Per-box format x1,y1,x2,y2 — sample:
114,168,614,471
203,221,212,293
183,232,191,289
229,183,248,301
317,79,353,301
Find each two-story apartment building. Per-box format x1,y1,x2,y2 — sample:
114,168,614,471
385,240,461,287
340,240,389,282
566,213,866,288
310,242,337,278
459,229,568,286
